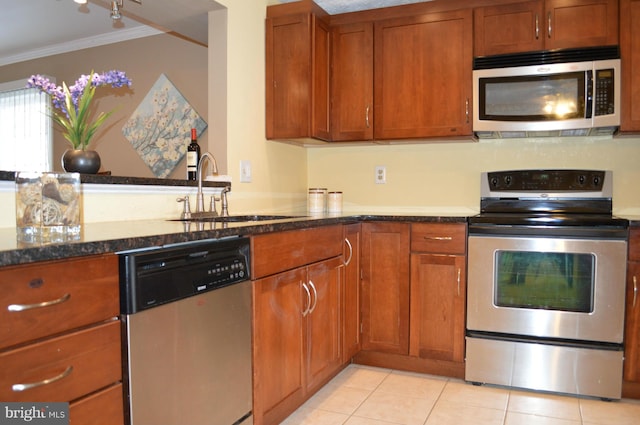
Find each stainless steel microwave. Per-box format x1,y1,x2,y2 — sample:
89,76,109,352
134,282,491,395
473,47,620,139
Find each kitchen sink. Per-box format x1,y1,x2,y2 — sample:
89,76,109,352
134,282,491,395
172,214,307,223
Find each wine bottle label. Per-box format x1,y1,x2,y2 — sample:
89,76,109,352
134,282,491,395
187,151,198,168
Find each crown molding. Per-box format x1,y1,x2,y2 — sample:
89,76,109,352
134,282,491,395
0,26,164,68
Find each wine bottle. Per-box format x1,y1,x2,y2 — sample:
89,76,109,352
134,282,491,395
187,128,200,181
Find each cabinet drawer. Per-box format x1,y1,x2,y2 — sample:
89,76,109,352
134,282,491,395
0,320,121,402
252,225,343,278
70,383,124,425
410,223,466,254
0,254,118,349
630,228,640,262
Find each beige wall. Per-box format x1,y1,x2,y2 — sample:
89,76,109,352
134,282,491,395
1,0,639,221
0,34,209,179
306,137,640,217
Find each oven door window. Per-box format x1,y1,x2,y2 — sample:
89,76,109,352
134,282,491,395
479,72,586,122
494,250,594,313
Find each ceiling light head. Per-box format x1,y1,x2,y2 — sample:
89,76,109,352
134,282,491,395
74,0,88,4
110,0,122,20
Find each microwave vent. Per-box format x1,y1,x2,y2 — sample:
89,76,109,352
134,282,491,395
476,126,617,139
473,46,620,70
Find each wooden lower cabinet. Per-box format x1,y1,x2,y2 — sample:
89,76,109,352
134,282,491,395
0,254,123,424
253,256,342,425
356,222,467,379
360,222,410,354
409,253,466,362
623,227,640,398
342,223,362,361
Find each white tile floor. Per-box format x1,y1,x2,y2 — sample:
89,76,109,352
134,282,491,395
281,365,640,425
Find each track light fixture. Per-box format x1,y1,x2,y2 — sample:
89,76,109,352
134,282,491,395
107,0,142,21
110,1,123,20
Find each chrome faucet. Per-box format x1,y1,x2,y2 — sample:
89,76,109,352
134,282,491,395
196,152,219,213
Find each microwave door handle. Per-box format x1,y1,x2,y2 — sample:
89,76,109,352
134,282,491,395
586,70,594,119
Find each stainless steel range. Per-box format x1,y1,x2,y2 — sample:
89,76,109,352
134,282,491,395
465,169,628,400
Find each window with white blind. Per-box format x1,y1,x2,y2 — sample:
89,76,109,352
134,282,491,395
0,79,53,172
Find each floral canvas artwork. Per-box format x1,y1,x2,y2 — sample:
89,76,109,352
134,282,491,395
122,74,207,178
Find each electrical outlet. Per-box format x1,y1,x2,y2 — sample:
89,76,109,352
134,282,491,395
240,160,252,183
375,166,386,184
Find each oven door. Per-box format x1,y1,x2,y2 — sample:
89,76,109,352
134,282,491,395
467,233,627,344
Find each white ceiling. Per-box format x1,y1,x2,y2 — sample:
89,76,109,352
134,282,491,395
0,0,429,67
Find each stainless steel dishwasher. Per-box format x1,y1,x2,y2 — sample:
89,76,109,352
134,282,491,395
119,237,252,425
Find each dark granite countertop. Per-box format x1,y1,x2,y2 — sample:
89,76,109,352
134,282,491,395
0,170,229,188
0,214,467,267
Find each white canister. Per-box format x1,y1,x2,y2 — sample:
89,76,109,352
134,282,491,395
308,188,326,213
327,191,343,213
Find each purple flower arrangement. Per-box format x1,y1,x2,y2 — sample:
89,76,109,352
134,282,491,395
27,70,132,150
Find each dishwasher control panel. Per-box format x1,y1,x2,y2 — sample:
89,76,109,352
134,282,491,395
119,237,250,313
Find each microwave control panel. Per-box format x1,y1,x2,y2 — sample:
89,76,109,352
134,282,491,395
594,69,615,116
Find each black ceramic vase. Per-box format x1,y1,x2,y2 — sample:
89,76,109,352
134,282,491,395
62,149,101,174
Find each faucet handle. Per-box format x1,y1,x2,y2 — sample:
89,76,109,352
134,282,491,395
177,196,191,220
220,187,230,217
210,195,219,216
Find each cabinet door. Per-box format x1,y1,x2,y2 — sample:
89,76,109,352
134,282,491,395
474,1,544,56
253,267,306,425
361,222,410,354
306,257,342,392
342,223,361,361
265,13,330,140
409,253,466,362
331,22,374,141
624,261,640,382
621,0,640,132
545,0,618,50
374,9,473,139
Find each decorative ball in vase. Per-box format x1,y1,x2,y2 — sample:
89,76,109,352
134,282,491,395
27,70,132,174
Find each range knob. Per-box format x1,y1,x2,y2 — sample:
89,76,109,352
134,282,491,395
490,177,499,188
577,174,587,186
503,175,512,187
592,175,601,187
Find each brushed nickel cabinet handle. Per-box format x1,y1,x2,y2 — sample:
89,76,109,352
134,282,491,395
547,12,552,38
308,280,318,314
301,282,311,316
465,98,470,124
12,366,73,392
535,14,539,39
423,236,452,241
365,104,371,128
344,237,353,266
8,293,71,312
634,275,638,309
457,268,461,297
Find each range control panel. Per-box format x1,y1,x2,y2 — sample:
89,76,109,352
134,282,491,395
486,169,606,192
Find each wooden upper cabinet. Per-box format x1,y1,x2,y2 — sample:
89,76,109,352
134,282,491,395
265,12,330,140
474,1,544,56
474,0,619,57
331,22,374,141
374,9,473,140
620,0,640,132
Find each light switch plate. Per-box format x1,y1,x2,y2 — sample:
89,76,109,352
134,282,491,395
240,160,252,183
